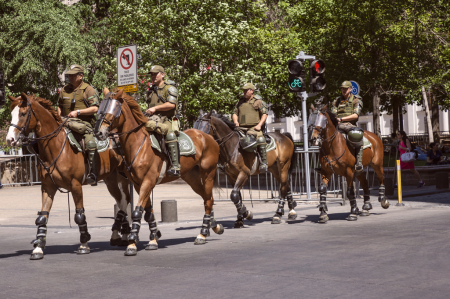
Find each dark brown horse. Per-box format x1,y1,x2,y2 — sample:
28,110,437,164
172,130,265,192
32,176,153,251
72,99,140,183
95,89,223,256
194,112,296,227
6,94,132,260
309,105,389,223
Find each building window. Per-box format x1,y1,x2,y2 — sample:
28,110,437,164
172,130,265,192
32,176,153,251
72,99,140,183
360,123,367,131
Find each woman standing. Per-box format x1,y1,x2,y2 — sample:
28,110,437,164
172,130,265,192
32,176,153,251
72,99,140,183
397,131,425,187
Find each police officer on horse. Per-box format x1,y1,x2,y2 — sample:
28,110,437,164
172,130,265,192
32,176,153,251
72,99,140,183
232,83,268,171
331,81,364,173
58,64,99,185
144,65,181,177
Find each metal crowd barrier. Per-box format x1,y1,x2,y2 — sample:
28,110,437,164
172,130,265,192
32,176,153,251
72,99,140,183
214,146,381,202
0,154,40,187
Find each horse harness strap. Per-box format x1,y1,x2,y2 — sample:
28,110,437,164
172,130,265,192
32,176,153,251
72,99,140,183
319,131,347,175
112,134,147,175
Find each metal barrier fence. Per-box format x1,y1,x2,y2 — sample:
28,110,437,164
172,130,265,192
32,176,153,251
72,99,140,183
214,146,380,202
0,154,40,187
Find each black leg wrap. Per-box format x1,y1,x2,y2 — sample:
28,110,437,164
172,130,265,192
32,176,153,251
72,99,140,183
350,200,359,214
230,190,242,205
128,206,144,244
144,209,160,241
238,204,247,216
378,184,385,202
276,199,285,216
112,210,127,232
74,208,91,244
318,184,328,212
287,191,297,209
347,185,356,200
210,210,217,228
32,211,49,248
362,195,372,210
200,214,211,237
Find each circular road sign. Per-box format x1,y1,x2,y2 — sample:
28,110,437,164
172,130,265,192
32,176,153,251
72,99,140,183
350,80,360,95
120,49,134,70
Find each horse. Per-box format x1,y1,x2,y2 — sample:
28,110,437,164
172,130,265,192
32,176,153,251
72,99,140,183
94,88,224,256
309,105,389,223
5,93,132,260
194,111,296,227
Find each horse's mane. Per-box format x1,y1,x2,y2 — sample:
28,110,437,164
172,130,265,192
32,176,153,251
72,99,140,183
32,95,62,124
121,93,148,125
325,109,338,127
211,112,236,130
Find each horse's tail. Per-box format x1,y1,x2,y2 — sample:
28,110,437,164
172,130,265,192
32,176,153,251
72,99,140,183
282,132,296,175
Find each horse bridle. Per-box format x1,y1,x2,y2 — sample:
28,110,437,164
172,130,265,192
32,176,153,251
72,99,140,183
194,116,236,147
9,100,36,144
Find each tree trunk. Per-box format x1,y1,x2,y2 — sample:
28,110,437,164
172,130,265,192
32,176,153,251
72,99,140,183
430,89,440,142
372,84,381,138
421,85,434,143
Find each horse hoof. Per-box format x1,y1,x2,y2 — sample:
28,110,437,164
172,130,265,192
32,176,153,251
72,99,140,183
145,243,158,250
381,200,390,209
271,216,281,224
288,214,297,221
245,211,253,221
124,247,138,256
360,210,370,216
77,247,90,255
194,237,206,245
30,253,44,260
318,215,329,223
346,214,358,221
234,221,244,228
212,224,224,235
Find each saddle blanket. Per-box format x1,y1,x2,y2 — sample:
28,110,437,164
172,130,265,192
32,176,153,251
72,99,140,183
65,128,110,153
150,131,196,156
341,133,372,150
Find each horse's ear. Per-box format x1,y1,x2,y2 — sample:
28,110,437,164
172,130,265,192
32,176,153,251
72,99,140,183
199,109,204,116
103,87,110,96
211,109,217,114
8,95,16,102
206,110,213,118
116,89,125,103
20,92,29,107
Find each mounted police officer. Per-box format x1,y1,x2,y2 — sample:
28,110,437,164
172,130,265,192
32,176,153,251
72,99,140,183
232,83,268,171
331,81,364,173
144,65,180,177
58,64,99,185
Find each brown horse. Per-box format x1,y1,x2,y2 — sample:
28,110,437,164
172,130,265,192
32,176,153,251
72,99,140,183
95,89,223,256
5,93,132,260
194,112,296,226
309,105,389,223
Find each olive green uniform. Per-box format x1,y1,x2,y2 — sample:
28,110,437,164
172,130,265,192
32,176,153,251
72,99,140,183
145,82,180,176
233,94,268,169
59,82,100,183
331,94,364,172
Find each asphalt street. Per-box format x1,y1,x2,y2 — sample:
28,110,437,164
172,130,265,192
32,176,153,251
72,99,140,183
1,183,450,299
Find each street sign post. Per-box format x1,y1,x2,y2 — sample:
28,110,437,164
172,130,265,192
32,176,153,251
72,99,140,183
350,80,360,95
117,45,138,89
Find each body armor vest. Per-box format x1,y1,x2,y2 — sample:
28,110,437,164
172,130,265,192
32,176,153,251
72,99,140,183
60,82,94,124
238,98,260,127
147,83,176,118
336,95,357,125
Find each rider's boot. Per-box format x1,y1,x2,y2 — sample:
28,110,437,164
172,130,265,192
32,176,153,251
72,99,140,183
354,145,363,173
165,132,181,177
257,136,268,172
86,146,98,186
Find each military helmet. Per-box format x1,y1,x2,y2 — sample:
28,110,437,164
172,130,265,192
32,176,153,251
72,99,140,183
242,83,256,90
341,81,352,89
66,64,84,75
148,65,165,73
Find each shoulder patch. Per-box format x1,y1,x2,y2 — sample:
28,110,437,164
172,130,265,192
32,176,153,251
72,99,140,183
167,86,179,97
253,94,262,101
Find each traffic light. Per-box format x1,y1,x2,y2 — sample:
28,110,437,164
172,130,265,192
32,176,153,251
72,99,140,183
0,69,5,107
288,59,305,92
309,59,326,92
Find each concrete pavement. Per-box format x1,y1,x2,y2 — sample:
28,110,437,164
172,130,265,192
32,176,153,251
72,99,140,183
1,183,450,299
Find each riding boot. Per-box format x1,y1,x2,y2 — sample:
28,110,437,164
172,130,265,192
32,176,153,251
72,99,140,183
86,150,98,186
166,132,181,177
354,145,363,173
257,136,268,172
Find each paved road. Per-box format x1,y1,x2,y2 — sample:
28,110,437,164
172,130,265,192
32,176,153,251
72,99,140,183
1,184,450,299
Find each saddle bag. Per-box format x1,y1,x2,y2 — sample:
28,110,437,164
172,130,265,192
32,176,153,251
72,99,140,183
65,118,88,135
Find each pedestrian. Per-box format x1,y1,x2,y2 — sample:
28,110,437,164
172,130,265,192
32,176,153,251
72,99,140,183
397,130,425,187
426,142,448,165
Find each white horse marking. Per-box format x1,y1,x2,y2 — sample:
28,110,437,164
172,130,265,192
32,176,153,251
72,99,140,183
6,106,20,146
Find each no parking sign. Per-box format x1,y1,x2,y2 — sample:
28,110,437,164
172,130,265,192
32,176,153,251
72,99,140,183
117,45,137,88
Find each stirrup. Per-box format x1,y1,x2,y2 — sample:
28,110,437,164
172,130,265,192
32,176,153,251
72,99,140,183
259,163,268,172
355,164,363,173
86,173,97,186
167,167,180,177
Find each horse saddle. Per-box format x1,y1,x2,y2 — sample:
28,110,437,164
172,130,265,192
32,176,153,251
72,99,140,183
149,131,196,156
64,128,110,153
236,130,276,153
340,132,372,150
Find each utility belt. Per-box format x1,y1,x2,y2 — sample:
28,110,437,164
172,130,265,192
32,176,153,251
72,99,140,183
146,114,180,135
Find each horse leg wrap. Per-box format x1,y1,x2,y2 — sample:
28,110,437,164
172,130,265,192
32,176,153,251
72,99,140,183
31,211,49,249
378,184,385,202
210,210,218,228
347,185,356,200
231,190,248,216
128,206,144,244
74,208,91,244
144,208,160,241
362,195,372,210
112,210,127,232
318,184,328,212
287,191,297,210
350,200,359,214
276,199,285,216
200,214,211,237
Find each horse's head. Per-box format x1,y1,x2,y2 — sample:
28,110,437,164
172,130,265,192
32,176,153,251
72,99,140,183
193,110,213,135
94,88,125,141
309,104,333,144
6,93,37,146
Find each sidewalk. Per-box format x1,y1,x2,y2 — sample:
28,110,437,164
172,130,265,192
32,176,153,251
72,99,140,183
388,184,450,200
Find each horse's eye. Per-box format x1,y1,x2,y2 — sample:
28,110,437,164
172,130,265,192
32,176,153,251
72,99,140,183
21,113,26,117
